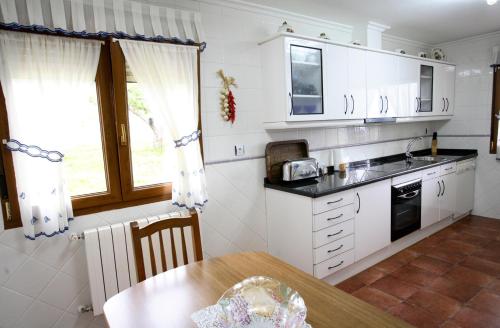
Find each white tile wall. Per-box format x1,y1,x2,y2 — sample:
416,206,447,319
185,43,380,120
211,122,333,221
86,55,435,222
434,31,500,219
0,1,465,327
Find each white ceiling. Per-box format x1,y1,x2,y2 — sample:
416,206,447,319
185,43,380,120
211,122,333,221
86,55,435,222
247,0,500,44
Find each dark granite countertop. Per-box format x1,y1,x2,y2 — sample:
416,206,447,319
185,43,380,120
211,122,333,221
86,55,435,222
264,148,478,198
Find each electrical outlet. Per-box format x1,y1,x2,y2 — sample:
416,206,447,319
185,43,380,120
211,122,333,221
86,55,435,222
234,144,245,157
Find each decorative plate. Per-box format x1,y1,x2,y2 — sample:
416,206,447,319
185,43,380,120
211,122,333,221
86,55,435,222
217,276,309,328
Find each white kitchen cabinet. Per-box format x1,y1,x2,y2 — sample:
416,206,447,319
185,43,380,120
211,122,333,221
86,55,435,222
421,163,458,228
354,179,391,261
439,172,457,220
397,57,420,117
421,177,441,228
260,36,329,123
260,33,456,128
326,46,367,120
366,51,398,118
434,63,456,115
456,160,476,216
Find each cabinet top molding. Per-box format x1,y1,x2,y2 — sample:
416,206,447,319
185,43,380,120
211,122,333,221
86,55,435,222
259,32,456,66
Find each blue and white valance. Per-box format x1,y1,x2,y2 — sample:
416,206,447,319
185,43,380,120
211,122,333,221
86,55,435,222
0,0,205,46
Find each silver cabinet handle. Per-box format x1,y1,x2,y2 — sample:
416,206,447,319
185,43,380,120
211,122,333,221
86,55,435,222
356,192,361,214
328,260,344,270
442,98,445,112
327,244,344,253
446,98,449,112
289,92,293,115
327,198,343,205
380,96,384,113
327,214,343,221
441,179,445,196
416,97,420,112
385,96,389,113
350,95,355,114
344,94,348,115
327,229,343,237
437,180,441,197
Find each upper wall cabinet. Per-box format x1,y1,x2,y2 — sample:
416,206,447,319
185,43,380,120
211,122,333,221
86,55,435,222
259,33,456,129
366,51,399,118
434,64,456,116
327,45,367,120
260,37,330,123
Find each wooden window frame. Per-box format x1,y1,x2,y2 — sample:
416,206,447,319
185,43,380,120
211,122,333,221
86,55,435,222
0,35,203,227
490,65,500,154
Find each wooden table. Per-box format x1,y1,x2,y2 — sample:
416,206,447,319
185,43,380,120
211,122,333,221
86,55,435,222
103,252,411,327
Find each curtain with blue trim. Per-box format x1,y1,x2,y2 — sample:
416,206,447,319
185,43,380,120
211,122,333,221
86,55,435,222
119,40,207,209
0,31,102,239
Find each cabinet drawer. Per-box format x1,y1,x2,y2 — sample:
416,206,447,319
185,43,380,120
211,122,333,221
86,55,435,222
313,219,354,248
440,162,456,175
314,250,355,279
421,167,440,181
313,204,355,231
313,234,354,264
313,190,355,214
392,171,423,186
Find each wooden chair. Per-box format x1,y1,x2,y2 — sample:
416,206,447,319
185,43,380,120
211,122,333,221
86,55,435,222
130,209,203,282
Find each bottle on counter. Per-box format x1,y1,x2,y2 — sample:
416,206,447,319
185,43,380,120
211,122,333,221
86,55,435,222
431,132,438,156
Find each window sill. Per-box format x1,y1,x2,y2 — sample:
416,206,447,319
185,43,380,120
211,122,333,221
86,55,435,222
73,193,171,217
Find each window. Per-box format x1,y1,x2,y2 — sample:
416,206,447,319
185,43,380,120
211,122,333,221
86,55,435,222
0,39,201,227
490,65,500,155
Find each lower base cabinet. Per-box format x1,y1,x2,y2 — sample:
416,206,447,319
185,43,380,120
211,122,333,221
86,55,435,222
421,177,441,228
265,159,475,280
354,180,392,261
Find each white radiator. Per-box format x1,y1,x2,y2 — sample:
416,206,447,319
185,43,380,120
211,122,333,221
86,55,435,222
84,211,196,315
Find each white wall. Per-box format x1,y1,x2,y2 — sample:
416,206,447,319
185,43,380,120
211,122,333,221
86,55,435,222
434,31,500,219
0,1,452,327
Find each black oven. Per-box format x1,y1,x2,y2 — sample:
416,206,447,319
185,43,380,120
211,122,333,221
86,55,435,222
391,179,422,242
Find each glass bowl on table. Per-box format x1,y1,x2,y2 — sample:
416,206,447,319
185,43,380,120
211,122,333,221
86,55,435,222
217,276,310,328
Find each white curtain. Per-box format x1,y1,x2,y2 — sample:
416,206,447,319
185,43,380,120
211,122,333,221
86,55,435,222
119,39,207,209
0,31,102,239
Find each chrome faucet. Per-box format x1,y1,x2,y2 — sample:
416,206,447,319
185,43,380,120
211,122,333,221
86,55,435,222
406,137,423,162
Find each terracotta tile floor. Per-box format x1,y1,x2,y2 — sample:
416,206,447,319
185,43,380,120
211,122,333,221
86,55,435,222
337,215,500,328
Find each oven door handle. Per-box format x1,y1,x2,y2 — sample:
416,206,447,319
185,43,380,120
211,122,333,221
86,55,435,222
397,190,420,199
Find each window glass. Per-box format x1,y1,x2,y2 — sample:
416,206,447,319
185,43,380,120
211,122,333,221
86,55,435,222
61,82,107,196
126,78,172,188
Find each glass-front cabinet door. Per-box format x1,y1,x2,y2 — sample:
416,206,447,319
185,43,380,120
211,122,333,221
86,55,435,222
285,39,328,121
417,64,434,114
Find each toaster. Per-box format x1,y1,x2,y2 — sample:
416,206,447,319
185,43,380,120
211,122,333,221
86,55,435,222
282,158,320,181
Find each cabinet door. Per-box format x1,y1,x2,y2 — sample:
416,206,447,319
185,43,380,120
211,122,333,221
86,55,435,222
285,39,328,121
417,63,435,116
421,177,440,228
347,48,367,119
433,63,455,116
326,45,349,119
398,57,420,117
355,179,391,261
443,65,455,115
439,173,457,220
366,52,398,118
456,166,475,216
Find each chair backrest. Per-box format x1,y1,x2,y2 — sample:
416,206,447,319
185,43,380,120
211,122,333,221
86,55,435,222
130,209,203,282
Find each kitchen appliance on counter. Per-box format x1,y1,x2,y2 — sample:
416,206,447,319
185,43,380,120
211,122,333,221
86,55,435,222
391,179,422,241
282,158,319,181
265,139,321,183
